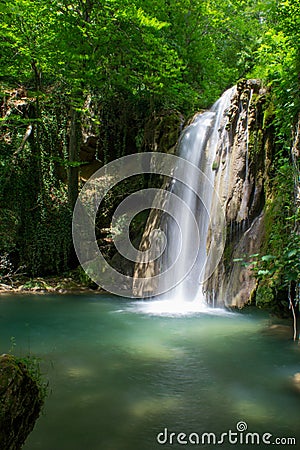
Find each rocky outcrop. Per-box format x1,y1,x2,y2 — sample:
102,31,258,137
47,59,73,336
0,354,44,450
142,110,184,155
208,213,265,307
205,79,271,307
134,80,272,307
133,206,164,297
292,372,300,393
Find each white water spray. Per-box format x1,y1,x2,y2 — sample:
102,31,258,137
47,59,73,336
152,88,235,313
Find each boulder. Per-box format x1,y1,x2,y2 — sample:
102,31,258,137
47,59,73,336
292,373,300,392
0,354,44,450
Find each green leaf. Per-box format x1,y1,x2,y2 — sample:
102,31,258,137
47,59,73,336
257,270,271,276
261,254,276,262
287,249,297,257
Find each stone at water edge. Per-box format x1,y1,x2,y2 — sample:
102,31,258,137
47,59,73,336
292,373,300,392
0,354,44,450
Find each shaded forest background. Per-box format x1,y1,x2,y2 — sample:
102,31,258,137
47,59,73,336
0,0,299,310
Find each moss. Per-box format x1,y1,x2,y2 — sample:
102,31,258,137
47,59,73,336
248,128,263,157
212,160,219,171
250,92,259,103
0,354,46,449
21,278,51,291
255,284,274,307
223,240,234,271
263,100,275,129
0,356,21,395
248,128,265,185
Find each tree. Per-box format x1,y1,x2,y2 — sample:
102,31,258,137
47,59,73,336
249,0,300,322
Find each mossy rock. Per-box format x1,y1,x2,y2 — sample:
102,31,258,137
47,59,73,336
0,354,44,450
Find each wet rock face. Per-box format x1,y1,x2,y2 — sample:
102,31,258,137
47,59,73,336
207,214,265,307
142,110,184,155
0,354,43,450
133,207,163,297
206,79,270,307
218,79,268,226
134,80,271,307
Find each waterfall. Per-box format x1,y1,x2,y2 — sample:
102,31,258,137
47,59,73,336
156,88,235,306
133,79,266,310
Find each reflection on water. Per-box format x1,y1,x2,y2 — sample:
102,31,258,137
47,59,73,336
0,295,299,450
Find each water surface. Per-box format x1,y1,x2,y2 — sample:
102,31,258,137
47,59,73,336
0,295,299,449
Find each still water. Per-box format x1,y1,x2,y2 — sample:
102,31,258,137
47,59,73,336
0,294,299,449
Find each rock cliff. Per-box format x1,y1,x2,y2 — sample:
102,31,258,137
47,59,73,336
134,80,273,307
205,79,271,306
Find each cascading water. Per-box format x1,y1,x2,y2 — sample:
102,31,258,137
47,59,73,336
160,88,234,303
135,88,235,314
134,79,266,312
73,80,265,311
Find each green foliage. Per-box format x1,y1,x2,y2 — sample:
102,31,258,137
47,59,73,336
20,205,72,276
7,337,48,403
251,0,300,143
0,0,268,113
72,266,97,288
0,209,20,253
245,0,300,311
96,175,146,228
0,97,72,276
248,159,300,310
255,284,274,307
18,354,48,403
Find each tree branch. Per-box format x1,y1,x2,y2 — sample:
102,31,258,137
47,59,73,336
13,124,33,157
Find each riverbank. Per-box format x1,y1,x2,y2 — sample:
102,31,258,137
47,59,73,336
0,274,103,295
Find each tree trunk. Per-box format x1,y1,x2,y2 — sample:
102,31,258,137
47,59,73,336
68,107,80,211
